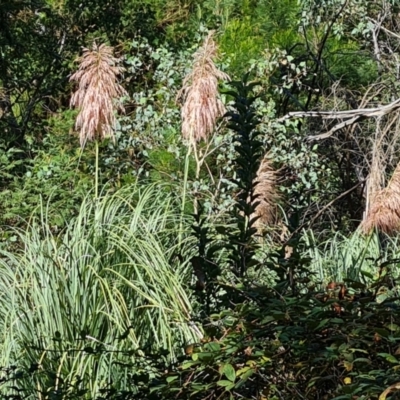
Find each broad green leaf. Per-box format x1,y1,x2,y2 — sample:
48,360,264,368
315,318,330,330
386,323,400,332
353,358,371,364
217,380,235,388
378,353,399,364
182,360,199,370
207,342,221,352
223,363,236,382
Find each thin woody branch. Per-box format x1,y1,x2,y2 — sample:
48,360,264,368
368,17,400,40
278,98,400,141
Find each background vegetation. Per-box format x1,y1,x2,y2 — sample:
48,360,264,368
1,0,400,399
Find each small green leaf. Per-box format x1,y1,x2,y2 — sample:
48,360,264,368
353,357,371,364
361,270,373,279
223,363,236,382
206,342,221,352
315,318,329,330
376,293,388,303
197,352,214,362
378,353,399,364
386,323,400,332
349,348,369,354
217,380,235,390
241,368,255,381
236,366,250,377
331,318,344,324
181,360,199,370
166,376,178,383
375,328,390,337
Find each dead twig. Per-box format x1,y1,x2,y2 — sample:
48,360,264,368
278,98,400,141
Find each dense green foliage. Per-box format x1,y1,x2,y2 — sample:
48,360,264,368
2,0,400,399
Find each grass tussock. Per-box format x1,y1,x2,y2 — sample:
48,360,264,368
0,184,198,397
252,156,280,228
362,162,400,235
178,31,230,143
70,43,127,147
304,230,382,283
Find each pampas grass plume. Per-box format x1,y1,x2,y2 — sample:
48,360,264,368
178,31,230,143
362,162,400,235
70,43,127,147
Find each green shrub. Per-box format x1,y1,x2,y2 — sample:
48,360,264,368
154,271,400,399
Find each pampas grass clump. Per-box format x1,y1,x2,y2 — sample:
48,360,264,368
252,156,280,228
70,43,127,147
178,31,230,143
362,162,400,235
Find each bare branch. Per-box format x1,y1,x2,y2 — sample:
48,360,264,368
278,98,400,141
368,17,400,40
